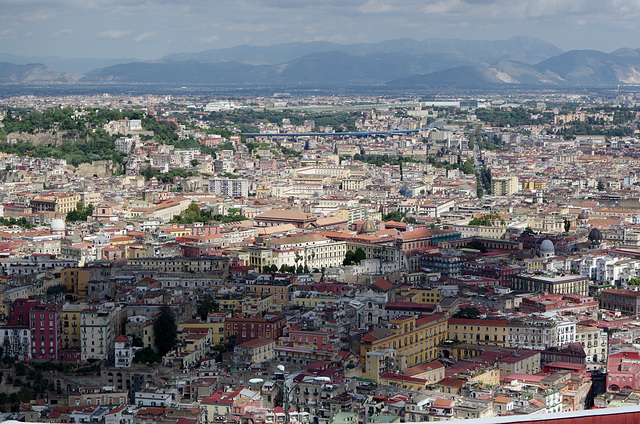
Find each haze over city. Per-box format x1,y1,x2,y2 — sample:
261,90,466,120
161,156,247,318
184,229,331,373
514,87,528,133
2,0,640,59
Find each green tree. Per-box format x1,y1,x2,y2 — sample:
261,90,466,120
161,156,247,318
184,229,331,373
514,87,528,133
597,181,606,191
196,295,219,321
521,227,536,237
134,347,162,363
66,202,94,222
153,305,177,356
564,219,571,233
628,278,640,286
190,159,200,167
460,157,475,175
354,248,366,264
343,250,355,266
453,306,481,319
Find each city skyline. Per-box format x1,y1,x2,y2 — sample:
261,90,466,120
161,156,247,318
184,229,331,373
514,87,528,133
1,0,640,60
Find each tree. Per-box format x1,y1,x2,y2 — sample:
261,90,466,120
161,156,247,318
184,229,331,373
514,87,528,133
564,219,571,233
196,295,218,321
521,227,536,237
66,202,94,222
354,248,366,264
453,306,481,319
190,159,200,167
597,181,606,191
153,305,177,356
134,347,162,363
628,278,640,286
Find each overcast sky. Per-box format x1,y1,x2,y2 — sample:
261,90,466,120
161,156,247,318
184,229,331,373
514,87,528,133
1,0,639,59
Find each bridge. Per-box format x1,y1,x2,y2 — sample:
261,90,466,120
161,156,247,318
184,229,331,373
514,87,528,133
242,119,446,138
242,128,427,138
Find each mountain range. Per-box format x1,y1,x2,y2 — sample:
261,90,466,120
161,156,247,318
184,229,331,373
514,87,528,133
4,37,640,88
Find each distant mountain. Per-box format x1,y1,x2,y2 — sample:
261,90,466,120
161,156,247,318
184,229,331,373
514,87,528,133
387,66,506,88
163,36,562,66
534,49,640,84
10,37,640,89
82,61,272,84
0,62,79,83
82,51,482,84
0,53,140,74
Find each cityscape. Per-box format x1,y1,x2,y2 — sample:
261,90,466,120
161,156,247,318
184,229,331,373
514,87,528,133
0,88,639,424
6,1,640,422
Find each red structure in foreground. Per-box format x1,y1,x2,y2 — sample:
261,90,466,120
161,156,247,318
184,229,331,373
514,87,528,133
406,405,640,424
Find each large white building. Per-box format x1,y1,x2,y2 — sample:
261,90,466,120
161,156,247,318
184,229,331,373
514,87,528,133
114,137,136,153
81,307,116,361
104,119,143,136
210,178,249,198
508,318,575,350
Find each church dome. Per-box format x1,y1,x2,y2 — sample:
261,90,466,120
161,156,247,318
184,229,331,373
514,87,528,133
539,239,555,258
540,239,555,254
51,219,65,233
360,219,377,234
588,228,603,243
578,211,589,220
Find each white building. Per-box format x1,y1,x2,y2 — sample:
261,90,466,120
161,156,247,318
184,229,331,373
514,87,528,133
104,119,143,135
0,326,31,360
114,137,136,153
210,178,249,198
81,307,116,361
576,325,608,370
508,318,575,350
114,335,133,368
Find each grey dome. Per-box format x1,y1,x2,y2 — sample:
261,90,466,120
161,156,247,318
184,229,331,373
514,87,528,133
578,211,589,220
540,239,555,254
589,228,603,242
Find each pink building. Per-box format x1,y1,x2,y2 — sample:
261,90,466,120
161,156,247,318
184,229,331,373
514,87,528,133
288,330,337,353
30,304,62,361
607,351,640,392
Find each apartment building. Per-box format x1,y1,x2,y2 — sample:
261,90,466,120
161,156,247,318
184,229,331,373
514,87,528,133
81,307,116,361
601,289,640,315
30,304,62,361
447,318,510,347
360,315,448,371
209,178,249,198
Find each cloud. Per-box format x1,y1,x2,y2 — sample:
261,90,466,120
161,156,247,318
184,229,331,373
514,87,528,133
0,28,16,39
223,23,285,32
134,31,155,42
197,35,220,44
22,10,55,21
51,28,74,38
96,29,132,39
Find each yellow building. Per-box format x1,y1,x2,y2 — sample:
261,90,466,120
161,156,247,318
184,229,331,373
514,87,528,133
379,373,431,391
360,315,447,371
447,318,509,347
30,193,82,215
411,288,443,305
292,294,339,309
458,367,500,386
143,322,155,351
218,298,242,312
404,360,446,384
177,320,225,345
62,303,84,350
498,350,541,375
62,268,91,298
241,294,274,316
234,338,276,364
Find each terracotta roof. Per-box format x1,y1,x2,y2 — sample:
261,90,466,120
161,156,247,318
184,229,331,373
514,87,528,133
371,278,393,292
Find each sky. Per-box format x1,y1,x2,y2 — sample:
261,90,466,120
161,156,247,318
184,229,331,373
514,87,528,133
1,0,640,60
